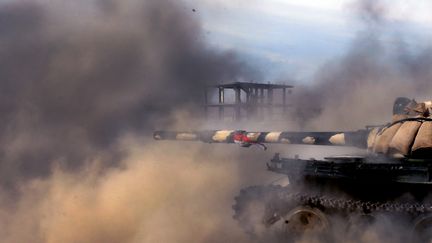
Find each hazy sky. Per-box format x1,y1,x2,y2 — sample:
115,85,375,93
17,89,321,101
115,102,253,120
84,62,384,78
183,0,432,82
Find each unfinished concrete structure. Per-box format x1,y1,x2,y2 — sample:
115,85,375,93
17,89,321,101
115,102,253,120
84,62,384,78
204,82,293,121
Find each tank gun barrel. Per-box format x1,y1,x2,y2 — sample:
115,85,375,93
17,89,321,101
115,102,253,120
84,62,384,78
153,129,369,148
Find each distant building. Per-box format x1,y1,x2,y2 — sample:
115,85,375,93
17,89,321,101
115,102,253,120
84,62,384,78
204,82,293,121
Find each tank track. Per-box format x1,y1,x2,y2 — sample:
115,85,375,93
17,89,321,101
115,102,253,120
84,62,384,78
278,192,432,215
233,185,432,235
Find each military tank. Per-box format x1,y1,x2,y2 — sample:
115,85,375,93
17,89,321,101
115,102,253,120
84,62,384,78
153,97,432,242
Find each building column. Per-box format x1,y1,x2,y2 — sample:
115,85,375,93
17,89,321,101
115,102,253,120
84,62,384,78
235,88,241,121
218,87,224,120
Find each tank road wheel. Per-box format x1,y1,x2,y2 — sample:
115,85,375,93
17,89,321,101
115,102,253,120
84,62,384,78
412,214,432,243
281,206,330,240
232,185,283,237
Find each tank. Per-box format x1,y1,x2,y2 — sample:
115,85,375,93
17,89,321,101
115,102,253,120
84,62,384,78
153,97,432,242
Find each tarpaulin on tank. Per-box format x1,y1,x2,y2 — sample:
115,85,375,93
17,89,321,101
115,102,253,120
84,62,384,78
412,121,432,157
367,128,379,150
373,123,401,154
389,121,422,156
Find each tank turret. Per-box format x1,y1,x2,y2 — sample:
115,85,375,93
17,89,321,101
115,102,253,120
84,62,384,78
153,97,432,242
155,97,432,159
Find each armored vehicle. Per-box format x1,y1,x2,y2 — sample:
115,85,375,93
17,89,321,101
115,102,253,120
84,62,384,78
153,97,432,242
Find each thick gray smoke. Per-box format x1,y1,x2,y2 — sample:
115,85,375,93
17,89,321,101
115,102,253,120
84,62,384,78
293,0,432,131
284,1,432,242
2,0,431,242
0,1,266,242
0,0,252,185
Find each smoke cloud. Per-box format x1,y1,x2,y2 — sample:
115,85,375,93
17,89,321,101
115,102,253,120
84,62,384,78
0,138,263,243
1,0,432,242
0,0,252,184
0,1,269,242
293,0,432,131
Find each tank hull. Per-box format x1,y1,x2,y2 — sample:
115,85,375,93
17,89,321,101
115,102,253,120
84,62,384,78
231,154,432,242
268,154,432,201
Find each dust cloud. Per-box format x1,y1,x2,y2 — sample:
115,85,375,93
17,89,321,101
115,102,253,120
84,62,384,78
0,0,431,242
0,0,252,184
287,1,432,242
0,0,261,242
0,137,263,243
293,0,432,131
